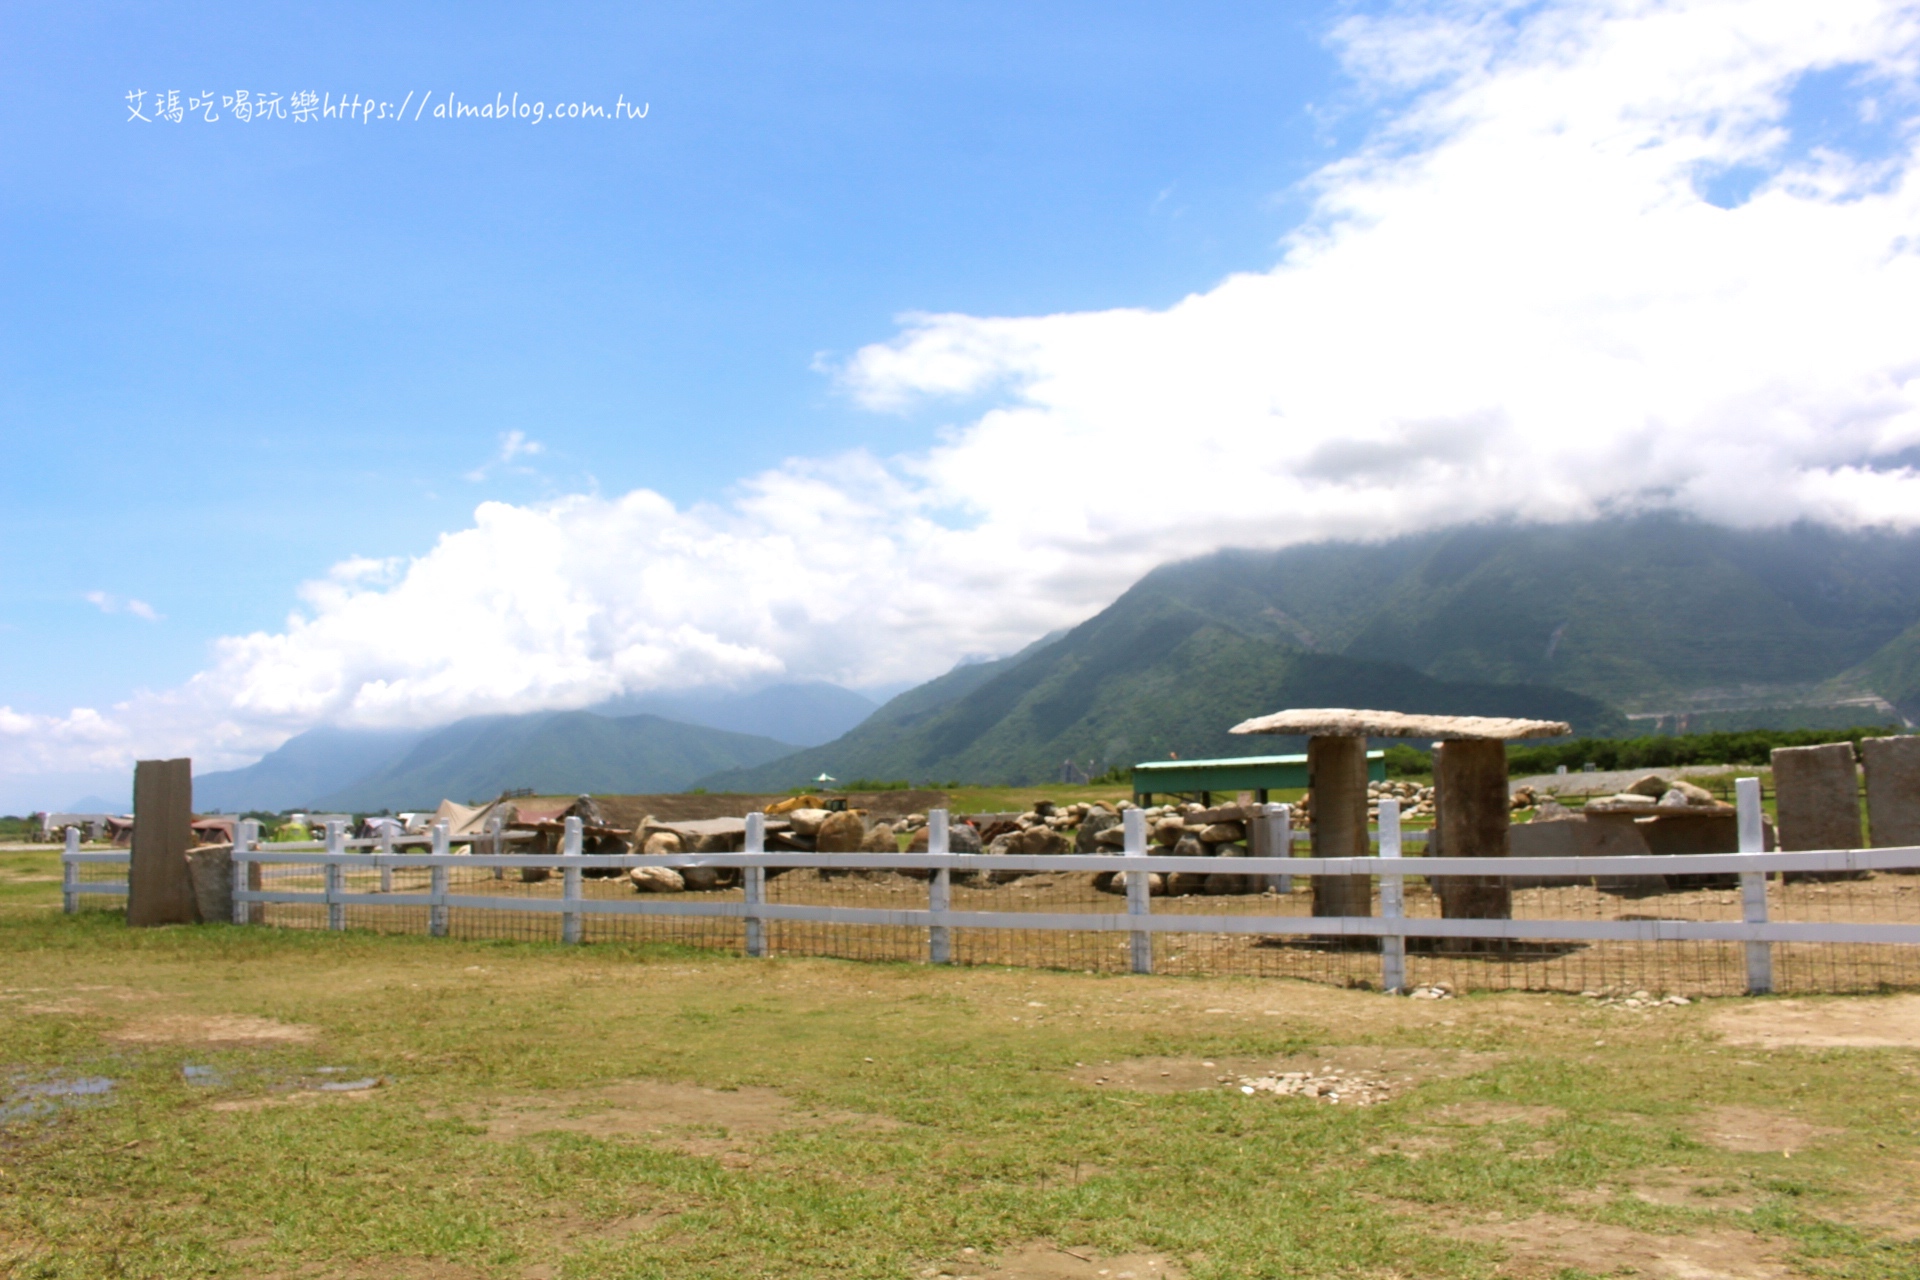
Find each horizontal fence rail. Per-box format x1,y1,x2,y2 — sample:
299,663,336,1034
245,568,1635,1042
57,801,1920,996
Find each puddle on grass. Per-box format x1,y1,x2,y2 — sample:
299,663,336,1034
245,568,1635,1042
1,1074,116,1121
182,1062,385,1096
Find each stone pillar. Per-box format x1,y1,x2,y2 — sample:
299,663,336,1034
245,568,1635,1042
1772,743,1863,851
1433,739,1512,920
129,758,195,926
1308,735,1372,919
1861,736,1920,849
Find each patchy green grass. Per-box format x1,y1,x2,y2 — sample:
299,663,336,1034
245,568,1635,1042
0,846,65,910
1,901,1917,1278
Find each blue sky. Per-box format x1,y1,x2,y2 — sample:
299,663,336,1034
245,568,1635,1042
1,0,1356,716
3,0,1918,811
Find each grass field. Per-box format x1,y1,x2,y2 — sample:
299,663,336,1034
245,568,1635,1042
5,855,1920,1278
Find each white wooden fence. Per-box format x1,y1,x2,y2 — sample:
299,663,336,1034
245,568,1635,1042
57,778,1920,996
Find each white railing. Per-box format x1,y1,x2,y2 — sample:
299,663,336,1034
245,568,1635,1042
58,789,1920,997
59,826,129,910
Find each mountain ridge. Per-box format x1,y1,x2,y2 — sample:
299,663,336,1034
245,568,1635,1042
700,516,1920,789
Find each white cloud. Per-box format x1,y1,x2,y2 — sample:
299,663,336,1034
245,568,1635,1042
464,429,547,482
85,591,162,622
9,0,1920,782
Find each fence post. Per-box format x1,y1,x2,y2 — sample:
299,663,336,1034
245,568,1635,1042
561,815,583,945
378,822,394,893
325,820,346,931
62,826,79,914
1737,776,1772,995
1378,799,1405,993
1262,803,1293,894
429,821,450,938
928,809,951,964
489,816,504,879
233,819,258,925
744,812,767,958
1124,807,1152,974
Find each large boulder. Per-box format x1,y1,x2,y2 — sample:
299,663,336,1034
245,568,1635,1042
907,821,982,853
184,844,233,924
860,822,899,853
1863,735,1920,848
1095,824,1128,849
1586,792,1658,812
1094,870,1165,896
1205,844,1250,895
1014,826,1072,855
1153,817,1186,847
1075,807,1120,852
643,831,683,855
785,808,833,837
814,810,868,853
630,865,685,893
1164,834,1209,895
680,866,725,892
1773,741,1866,855
1197,822,1245,844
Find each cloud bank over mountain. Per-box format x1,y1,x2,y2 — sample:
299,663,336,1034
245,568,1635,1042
6,0,1918,790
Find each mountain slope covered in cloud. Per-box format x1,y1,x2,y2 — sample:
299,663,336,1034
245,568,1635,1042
195,726,429,814
310,712,795,812
1169,518,1920,708
592,681,876,746
704,517,1920,789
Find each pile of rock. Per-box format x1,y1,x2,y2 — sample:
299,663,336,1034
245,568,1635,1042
1583,775,1731,814
1236,1067,1393,1106
1368,779,1435,820
1089,802,1269,897
1580,988,1692,1009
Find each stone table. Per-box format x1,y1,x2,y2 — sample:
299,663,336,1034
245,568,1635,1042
1228,709,1571,926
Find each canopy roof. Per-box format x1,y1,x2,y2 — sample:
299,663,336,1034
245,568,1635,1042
1229,708,1571,740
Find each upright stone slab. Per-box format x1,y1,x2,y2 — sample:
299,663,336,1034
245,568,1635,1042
1771,742,1863,852
1432,738,1512,920
129,758,195,926
1308,735,1373,921
1861,736,1920,849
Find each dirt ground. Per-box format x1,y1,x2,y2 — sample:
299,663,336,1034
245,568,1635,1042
1710,994,1920,1048
1448,1213,1799,1279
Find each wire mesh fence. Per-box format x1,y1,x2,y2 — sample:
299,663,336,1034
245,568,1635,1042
62,824,1920,997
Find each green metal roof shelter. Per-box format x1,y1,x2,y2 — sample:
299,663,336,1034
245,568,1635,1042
1131,751,1386,806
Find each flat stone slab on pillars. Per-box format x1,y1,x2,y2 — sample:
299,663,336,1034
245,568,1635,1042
1231,708,1571,946
1861,735,1920,850
1771,742,1863,853
1228,709,1572,739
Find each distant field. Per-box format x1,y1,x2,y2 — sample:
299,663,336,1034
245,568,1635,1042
4,879,1920,1277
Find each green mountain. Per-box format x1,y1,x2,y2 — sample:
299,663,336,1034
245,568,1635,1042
1206,518,1920,710
196,726,429,813
1843,618,1920,719
700,593,1619,791
701,516,1920,790
311,711,796,811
